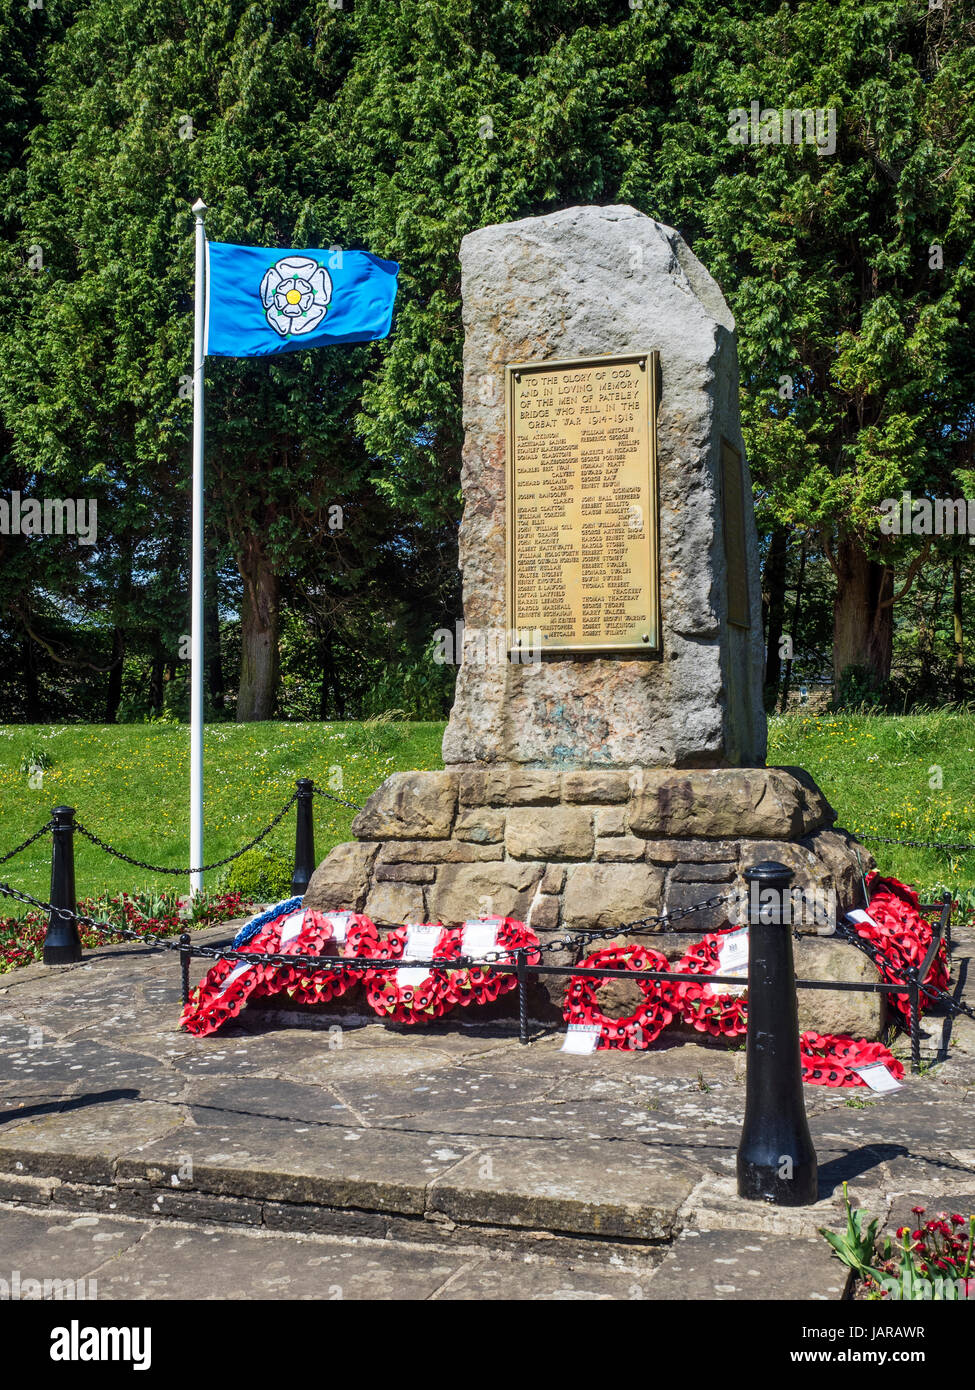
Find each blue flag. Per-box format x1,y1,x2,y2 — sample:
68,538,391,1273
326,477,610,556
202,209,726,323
205,242,398,357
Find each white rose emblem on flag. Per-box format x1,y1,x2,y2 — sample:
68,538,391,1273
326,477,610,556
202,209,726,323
259,255,333,337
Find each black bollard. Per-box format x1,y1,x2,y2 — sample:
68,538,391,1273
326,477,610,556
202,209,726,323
736,860,818,1206
44,805,82,965
290,778,315,898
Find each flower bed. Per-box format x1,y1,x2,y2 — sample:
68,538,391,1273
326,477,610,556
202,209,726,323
0,888,252,974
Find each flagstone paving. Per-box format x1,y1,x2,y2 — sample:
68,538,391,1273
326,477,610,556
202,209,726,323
0,918,972,1300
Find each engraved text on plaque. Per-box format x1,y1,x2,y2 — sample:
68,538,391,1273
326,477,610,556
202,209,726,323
505,353,659,653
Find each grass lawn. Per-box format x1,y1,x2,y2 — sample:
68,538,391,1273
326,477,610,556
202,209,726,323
768,708,975,901
1,711,974,918
0,720,445,914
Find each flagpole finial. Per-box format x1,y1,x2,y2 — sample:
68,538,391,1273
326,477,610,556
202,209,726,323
191,198,207,214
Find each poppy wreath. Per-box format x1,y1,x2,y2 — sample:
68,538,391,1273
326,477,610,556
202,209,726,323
439,918,541,1007
799,1032,905,1089
673,929,749,1038
275,910,381,1005
563,944,675,1049
180,910,296,1037
365,925,460,1024
231,896,303,950
853,874,950,1023
180,909,380,1036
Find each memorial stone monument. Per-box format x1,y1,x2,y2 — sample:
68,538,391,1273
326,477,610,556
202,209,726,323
305,205,877,1031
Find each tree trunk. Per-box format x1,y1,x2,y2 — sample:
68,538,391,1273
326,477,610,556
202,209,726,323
22,634,39,717
762,526,788,712
953,552,964,702
779,540,806,713
105,628,124,723
317,628,346,721
205,558,225,711
832,533,894,690
236,536,279,721
149,643,164,714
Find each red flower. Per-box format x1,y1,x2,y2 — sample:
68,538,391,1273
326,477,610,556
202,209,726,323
799,1033,904,1089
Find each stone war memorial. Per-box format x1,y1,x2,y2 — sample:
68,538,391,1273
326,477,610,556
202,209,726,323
305,204,877,1033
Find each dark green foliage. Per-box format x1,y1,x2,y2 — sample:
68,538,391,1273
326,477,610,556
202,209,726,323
1,0,973,718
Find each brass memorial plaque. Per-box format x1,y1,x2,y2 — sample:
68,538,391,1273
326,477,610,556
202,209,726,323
505,352,660,654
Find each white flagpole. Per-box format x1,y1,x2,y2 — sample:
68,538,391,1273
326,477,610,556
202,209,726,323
190,198,207,896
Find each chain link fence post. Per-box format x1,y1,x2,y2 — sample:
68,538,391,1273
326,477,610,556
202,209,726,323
179,932,192,1005
737,860,818,1206
44,805,82,965
908,969,922,1074
290,778,315,898
516,948,529,1045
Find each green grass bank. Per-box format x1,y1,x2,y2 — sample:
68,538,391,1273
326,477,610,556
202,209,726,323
1,711,974,914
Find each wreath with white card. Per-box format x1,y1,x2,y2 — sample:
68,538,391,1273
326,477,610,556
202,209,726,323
563,943,675,1050
277,910,380,1006
439,917,540,1007
180,908,379,1036
673,929,749,1038
365,923,460,1024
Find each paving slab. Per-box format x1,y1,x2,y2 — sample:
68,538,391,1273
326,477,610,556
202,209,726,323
643,1228,851,1300
427,1137,698,1240
122,1123,478,1215
0,1097,186,1184
0,1205,145,1277
0,1203,658,1300
83,1223,464,1300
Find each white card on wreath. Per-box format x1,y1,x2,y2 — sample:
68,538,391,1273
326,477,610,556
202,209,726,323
847,909,883,933
403,923,441,960
712,927,748,996
395,966,430,989
561,1024,601,1055
218,962,252,994
325,910,354,944
462,920,499,961
278,911,306,946
852,1062,902,1093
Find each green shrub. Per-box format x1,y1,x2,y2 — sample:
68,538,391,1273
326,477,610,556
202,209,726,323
834,664,890,710
219,844,293,903
19,746,53,774
343,709,408,757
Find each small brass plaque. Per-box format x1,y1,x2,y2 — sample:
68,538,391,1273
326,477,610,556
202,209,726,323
505,352,660,654
720,438,751,629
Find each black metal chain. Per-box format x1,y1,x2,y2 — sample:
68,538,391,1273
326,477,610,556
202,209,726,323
534,890,737,959
6,873,973,1024
0,821,54,865
0,881,184,951
187,890,738,972
857,834,975,853
73,791,299,876
310,786,364,812
835,918,975,1023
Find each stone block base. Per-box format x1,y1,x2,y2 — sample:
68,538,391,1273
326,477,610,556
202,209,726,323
303,765,880,1035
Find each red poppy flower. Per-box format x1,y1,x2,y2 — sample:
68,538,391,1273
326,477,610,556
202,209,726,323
673,930,748,1038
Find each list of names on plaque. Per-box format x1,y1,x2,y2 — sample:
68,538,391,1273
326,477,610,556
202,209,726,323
506,354,659,653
